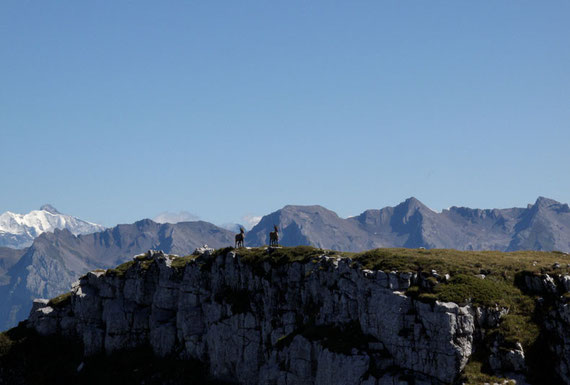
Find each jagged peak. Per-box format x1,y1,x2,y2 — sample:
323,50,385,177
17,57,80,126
39,204,61,215
397,197,432,213
527,197,570,216
534,196,560,208
134,218,158,226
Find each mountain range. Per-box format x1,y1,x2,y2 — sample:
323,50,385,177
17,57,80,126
247,196,570,252
0,204,105,249
1,196,569,329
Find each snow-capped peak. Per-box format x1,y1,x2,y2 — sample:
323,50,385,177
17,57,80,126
0,205,105,249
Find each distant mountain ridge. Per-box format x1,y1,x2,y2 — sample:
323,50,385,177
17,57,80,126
0,205,105,249
246,197,570,252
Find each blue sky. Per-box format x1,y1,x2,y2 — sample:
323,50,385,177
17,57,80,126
1,1,569,227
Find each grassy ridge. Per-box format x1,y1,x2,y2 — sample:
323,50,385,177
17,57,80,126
353,248,570,277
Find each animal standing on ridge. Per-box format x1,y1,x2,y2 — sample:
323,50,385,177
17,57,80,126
269,225,279,247
235,228,245,248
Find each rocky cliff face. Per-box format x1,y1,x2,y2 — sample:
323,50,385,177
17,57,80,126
24,248,570,385
27,249,470,384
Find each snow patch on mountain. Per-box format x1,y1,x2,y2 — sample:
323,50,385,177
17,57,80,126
0,205,105,249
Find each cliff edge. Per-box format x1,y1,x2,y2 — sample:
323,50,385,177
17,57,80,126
4,247,570,384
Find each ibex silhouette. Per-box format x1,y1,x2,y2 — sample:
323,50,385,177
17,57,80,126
235,227,245,248
269,225,279,247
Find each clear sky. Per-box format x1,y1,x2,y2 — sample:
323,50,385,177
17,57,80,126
1,1,569,228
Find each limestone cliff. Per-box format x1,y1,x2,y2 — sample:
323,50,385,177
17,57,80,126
17,248,570,384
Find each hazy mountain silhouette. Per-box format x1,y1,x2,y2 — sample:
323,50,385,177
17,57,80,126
247,197,570,252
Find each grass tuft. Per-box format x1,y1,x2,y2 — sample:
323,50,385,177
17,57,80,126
105,260,135,277
170,255,198,269
47,291,72,308
236,246,332,266
434,274,517,307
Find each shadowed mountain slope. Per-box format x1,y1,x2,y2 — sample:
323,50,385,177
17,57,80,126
507,197,570,252
0,247,26,286
0,219,234,329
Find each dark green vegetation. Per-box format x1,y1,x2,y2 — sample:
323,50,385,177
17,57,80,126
0,324,233,385
105,260,135,277
47,291,72,308
232,245,337,266
459,348,513,385
170,255,198,269
163,246,337,273
353,248,570,278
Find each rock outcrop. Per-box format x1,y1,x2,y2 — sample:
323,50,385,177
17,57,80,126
24,249,475,384
23,248,570,384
